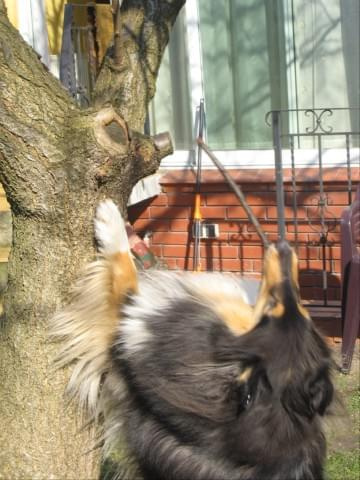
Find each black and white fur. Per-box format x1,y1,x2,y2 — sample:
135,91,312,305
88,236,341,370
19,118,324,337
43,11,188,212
51,200,335,480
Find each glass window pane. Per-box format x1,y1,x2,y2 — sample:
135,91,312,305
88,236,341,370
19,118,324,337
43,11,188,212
198,0,287,149
149,10,193,150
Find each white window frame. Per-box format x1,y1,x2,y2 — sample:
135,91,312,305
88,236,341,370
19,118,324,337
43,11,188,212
160,0,359,171
17,0,50,68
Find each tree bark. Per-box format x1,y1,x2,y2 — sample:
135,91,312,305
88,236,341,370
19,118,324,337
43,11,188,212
0,0,185,478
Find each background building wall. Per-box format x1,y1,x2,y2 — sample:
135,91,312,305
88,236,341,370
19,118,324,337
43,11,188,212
128,167,360,303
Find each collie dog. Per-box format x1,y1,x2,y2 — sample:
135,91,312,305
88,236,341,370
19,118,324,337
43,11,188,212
51,200,335,480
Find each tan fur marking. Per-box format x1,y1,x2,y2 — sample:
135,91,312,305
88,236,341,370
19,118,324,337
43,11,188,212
110,252,138,307
237,367,253,383
259,245,285,321
253,244,310,322
291,249,300,289
212,296,255,335
264,245,282,287
266,302,285,318
298,304,311,321
253,245,281,323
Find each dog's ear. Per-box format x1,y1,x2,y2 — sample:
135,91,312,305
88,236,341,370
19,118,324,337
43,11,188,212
211,323,261,365
307,368,334,416
281,367,334,419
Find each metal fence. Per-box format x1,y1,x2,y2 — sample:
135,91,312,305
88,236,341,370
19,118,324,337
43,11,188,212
266,108,360,306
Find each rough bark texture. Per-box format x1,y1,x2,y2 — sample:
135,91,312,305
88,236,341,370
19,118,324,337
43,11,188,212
0,0,185,478
93,0,185,130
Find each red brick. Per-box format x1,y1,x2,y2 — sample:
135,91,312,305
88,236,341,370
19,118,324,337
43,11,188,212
204,258,222,271
216,258,242,272
206,244,238,259
298,259,340,271
150,194,168,206
267,206,307,219
227,205,265,220
216,232,230,242
133,218,170,232
206,193,234,206
200,184,229,193
332,260,341,273
149,206,190,219
175,258,194,270
252,260,263,272
247,223,278,233
306,205,344,219
246,192,277,206
307,232,340,243
282,233,309,243
327,246,341,260
200,206,227,219
241,184,271,192
287,223,340,234
162,184,195,193
167,193,200,206
261,232,281,243
297,246,321,260
162,245,188,257
206,192,276,207
241,245,264,259
152,232,189,245
163,244,208,258
299,260,323,271
218,221,245,233
149,244,163,257
169,219,191,232
293,191,350,206
237,259,255,272
228,233,261,244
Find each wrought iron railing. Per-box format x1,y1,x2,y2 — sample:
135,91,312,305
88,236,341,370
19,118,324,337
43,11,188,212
266,107,360,306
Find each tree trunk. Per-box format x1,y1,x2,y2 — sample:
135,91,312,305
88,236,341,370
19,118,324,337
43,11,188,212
0,0,185,478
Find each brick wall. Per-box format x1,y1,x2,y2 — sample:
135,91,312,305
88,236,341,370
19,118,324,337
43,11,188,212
128,167,360,303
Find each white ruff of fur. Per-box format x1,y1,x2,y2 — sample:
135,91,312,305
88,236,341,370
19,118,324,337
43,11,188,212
50,200,128,416
50,258,117,414
94,199,129,254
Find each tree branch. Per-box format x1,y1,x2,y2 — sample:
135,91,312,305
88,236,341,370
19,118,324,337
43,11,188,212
112,0,123,65
0,8,77,212
0,0,182,214
93,0,186,130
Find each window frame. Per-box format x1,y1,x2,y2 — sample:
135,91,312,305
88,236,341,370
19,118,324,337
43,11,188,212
159,0,359,171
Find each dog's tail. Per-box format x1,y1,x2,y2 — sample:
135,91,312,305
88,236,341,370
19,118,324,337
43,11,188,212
50,200,137,415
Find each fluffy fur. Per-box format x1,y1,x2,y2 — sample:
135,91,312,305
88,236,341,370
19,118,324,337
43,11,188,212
50,200,335,480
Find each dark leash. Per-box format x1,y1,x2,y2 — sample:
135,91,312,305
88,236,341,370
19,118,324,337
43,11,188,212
196,137,270,249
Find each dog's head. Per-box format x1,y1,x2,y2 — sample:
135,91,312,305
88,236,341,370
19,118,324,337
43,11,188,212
213,241,334,474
